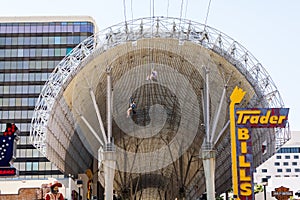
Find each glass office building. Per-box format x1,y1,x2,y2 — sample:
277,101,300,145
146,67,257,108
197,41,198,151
0,16,96,179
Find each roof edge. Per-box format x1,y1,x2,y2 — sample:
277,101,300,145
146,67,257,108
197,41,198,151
0,15,96,24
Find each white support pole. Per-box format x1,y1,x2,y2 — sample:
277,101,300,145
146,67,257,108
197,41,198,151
89,88,108,144
201,66,216,200
202,150,216,200
103,66,116,200
210,85,227,143
68,174,73,200
107,67,112,144
80,115,104,147
204,67,210,144
213,120,230,147
102,151,116,200
201,89,206,126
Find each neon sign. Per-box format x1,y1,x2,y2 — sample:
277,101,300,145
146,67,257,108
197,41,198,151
0,167,17,176
230,86,289,200
0,123,19,177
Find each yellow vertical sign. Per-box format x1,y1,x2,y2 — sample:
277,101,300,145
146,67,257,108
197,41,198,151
230,86,246,200
229,86,289,199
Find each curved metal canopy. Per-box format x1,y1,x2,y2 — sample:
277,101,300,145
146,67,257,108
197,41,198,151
30,16,290,199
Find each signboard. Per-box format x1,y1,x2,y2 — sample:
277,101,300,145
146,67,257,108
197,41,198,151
272,186,293,200
229,87,289,200
0,123,19,177
0,167,17,176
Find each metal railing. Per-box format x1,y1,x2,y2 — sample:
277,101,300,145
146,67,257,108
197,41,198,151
30,16,289,155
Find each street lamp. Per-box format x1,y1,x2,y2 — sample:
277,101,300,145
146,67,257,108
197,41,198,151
262,178,268,200
76,179,83,200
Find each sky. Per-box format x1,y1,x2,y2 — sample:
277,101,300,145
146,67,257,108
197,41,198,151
1,0,300,130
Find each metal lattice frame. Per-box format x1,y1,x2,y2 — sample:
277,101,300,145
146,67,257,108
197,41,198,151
30,16,289,156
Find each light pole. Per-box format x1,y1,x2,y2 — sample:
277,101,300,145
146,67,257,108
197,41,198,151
68,174,74,200
262,178,268,200
76,179,83,200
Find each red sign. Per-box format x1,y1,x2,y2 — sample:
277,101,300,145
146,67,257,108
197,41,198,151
0,167,17,176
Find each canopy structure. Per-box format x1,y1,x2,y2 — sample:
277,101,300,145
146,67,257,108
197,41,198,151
30,17,290,199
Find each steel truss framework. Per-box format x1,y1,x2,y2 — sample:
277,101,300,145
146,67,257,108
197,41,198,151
30,16,289,163
30,17,290,199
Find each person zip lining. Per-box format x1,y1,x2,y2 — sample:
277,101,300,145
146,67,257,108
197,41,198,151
127,97,137,117
146,69,158,81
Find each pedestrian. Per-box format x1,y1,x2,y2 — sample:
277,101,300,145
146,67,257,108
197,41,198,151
45,182,64,200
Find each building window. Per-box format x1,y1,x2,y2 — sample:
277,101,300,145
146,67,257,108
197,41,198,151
262,169,268,173
276,155,281,159
292,162,297,166
294,155,299,159
32,162,39,171
274,162,280,166
277,169,283,172
286,169,291,172
283,162,289,166
285,155,291,159
278,147,300,153
295,168,300,172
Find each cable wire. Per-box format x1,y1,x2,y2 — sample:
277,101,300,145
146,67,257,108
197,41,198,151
150,0,155,38
149,0,152,18
184,0,189,19
204,0,212,27
167,0,170,17
152,0,155,18
179,0,184,21
131,0,134,23
123,0,127,22
178,0,185,37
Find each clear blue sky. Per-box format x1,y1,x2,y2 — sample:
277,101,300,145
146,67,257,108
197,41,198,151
1,0,299,130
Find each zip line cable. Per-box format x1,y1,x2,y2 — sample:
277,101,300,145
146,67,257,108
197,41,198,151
149,0,152,19
131,0,134,24
150,0,155,38
204,0,212,28
179,0,184,22
123,0,127,23
152,0,155,18
167,0,170,17
184,0,189,19
148,0,152,73
178,0,185,38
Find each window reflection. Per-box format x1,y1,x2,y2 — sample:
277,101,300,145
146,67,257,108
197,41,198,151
0,20,94,178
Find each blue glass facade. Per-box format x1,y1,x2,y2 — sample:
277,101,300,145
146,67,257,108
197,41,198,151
0,18,95,179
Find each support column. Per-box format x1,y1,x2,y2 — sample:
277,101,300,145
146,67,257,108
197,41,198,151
201,66,216,200
102,66,116,200
68,174,73,200
202,146,216,200
102,146,116,200
107,67,112,144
